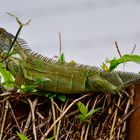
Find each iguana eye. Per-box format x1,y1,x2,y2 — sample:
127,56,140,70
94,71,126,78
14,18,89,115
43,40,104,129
0,44,9,53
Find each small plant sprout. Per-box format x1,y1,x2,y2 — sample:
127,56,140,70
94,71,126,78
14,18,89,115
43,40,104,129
77,101,101,122
16,132,29,140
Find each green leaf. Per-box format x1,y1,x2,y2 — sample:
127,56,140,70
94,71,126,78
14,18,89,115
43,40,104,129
0,63,14,88
101,62,109,71
45,136,55,140
108,54,140,71
20,84,36,93
35,89,48,96
56,94,66,102
0,63,14,82
47,93,57,99
86,107,101,118
58,53,65,62
21,84,25,89
79,114,87,122
16,132,29,140
77,101,88,116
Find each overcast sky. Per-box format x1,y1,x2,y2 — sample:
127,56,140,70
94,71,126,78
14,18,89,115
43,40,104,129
1,0,140,72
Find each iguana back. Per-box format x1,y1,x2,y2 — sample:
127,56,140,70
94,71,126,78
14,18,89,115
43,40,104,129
0,27,140,94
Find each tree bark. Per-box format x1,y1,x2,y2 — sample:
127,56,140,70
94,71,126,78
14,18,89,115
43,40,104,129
128,83,140,140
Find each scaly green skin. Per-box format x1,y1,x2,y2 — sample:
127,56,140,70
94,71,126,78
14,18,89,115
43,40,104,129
0,27,140,94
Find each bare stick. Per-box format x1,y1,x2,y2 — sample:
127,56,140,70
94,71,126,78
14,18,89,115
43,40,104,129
36,111,44,120
114,105,140,132
56,99,69,140
27,98,38,140
85,98,98,140
51,98,57,137
23,98,38,135
59,32,62,56
115,41,122,57
40,94,91,140
109,97,121,140
0,92,11,97
130,44,136,55
8,100,21,133
51,99,62,113
0,100,9,140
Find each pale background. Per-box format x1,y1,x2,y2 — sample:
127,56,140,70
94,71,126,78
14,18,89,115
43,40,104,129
0,0,140,72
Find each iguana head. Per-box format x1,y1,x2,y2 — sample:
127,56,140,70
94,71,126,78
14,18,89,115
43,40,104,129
0,28,27,61
0,28,13,56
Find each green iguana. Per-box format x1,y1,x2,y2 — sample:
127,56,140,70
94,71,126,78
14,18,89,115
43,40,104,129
0,27,140,94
